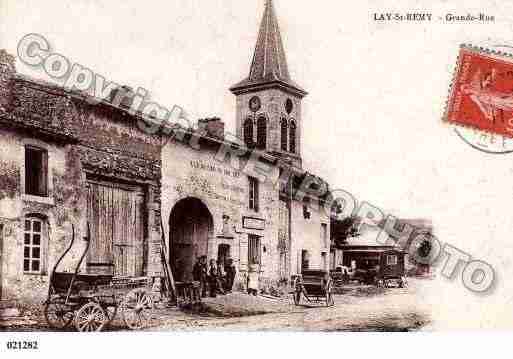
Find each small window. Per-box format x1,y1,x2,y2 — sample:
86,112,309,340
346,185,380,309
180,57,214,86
303,197,311,219
23,216,47,274
280,118,288,151
289,120,297,154
248,176,259,212
248,235,261,265
256,116,267,150
285,98,294,114
321,223,328,248
387,255,398,266
301,250,310,271
25,146,48,197
243,118,254,148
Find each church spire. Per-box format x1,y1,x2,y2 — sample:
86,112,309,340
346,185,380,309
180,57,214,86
231,0,306,97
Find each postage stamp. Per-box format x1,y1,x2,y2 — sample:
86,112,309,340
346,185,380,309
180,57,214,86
445,45,513,138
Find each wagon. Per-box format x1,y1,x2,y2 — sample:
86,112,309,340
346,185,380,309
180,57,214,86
343,249,408,288
374,249,408,288
292,269,334,307
44,224,154,332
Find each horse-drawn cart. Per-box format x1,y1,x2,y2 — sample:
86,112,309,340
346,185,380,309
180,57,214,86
44,225,154,332
292,269,334,307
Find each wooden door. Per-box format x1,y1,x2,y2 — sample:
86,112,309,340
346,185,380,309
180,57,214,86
87,180,145,277
170,207,211,282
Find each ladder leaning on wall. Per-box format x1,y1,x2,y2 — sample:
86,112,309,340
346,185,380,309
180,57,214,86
159,219,177,305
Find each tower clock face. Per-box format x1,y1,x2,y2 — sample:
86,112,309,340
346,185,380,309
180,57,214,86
285,98,294,114
249,96,261,112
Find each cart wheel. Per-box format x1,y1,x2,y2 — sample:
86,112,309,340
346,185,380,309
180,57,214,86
399,277,408,288
103,305,118,327
121,288,153,330
325,281,335,307
44,298,74,329
293,290,301,306
74,302,108,332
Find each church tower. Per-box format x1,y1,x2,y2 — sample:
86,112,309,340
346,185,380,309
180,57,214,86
230,0,307,169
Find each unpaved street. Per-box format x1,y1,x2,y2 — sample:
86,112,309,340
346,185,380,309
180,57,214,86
150,279,431,332
0,279,432,332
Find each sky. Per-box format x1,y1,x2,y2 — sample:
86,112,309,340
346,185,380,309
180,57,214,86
2,0,513,329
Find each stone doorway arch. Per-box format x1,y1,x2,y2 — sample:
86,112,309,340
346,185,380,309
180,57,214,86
169,197,213,282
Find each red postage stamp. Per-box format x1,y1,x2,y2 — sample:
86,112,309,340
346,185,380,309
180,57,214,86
445,45,513,138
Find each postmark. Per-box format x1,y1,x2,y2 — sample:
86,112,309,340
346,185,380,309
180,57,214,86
445,45,513,140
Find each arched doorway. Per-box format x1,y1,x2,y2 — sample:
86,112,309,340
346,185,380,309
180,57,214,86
169,198,213,282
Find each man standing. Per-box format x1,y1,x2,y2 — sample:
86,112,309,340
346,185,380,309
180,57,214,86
208,259,218,298
193,256,208,298
224,258,236,293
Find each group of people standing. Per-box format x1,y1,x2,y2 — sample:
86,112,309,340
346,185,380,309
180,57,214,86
193,256,237,298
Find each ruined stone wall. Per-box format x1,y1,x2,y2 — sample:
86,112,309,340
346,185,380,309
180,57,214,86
0,128,84,304
0,76,163,304
0,50,15,112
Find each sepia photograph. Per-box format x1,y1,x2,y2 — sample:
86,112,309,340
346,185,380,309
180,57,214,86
0,0,512,357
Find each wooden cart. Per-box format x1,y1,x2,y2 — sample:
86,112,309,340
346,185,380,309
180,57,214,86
375,249,408,288
44,224,154,332
292,269,334,307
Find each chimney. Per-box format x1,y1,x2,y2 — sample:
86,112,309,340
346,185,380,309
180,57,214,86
108,85,135,109
198,117,225,139
0,50,16,112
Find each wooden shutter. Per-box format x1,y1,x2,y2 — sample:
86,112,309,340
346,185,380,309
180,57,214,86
40,149,48,196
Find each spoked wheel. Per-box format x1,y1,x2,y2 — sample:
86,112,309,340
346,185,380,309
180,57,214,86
121,289,153,330
103,305,118,327
293,290,301,306
44,298,75,330
74,302,108,332
325,281,335,307
399,277,408,289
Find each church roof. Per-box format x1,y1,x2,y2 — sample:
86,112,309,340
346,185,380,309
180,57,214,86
230,0,307,97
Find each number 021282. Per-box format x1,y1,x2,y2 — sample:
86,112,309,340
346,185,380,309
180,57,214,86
6,341,38,350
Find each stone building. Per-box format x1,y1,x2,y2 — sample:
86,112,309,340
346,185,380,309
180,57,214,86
161,0,331,291
0,0,332,303
0,50,162,304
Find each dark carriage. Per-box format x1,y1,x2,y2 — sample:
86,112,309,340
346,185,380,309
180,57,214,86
350,249,407,288
375,249,407,288
292,269,334,307
44,224,154,332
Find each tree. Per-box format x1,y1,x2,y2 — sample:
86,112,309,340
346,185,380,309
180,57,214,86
331,216,361,248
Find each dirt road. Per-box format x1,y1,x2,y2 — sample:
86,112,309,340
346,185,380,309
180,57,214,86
151,279,431,332
0,279,432,332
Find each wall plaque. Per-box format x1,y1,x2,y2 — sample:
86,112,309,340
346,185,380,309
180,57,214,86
243,216,265,230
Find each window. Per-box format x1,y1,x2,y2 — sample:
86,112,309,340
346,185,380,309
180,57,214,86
25,146,48,197
280,118,288,151
248,235,261,265
23,216,46,274
303,197,311,219
289,120,297,154
301,250,310,271
248,176,259,212
387,255,398,266
256,116,267,150
321,223,328,248
321,252,327,271
243,118,254,148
